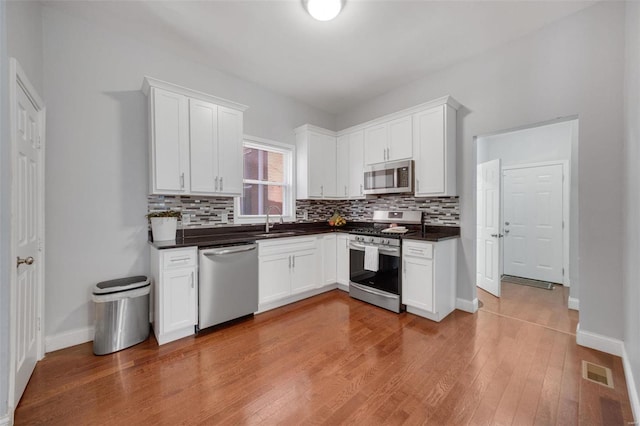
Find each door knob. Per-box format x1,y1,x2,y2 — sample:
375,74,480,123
17,256,34,267
505,221,510,226
504,229,510,234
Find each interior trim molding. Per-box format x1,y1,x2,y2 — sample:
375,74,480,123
568,297,579,311
45,326,94,353
622,345,640,423
0,413,10,426
455,297,478,313
575,323,623,356
336,283,349,292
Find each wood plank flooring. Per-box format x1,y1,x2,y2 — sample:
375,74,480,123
15,289,633,425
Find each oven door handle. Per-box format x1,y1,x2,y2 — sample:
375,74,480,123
350,282,398,299
349,242,400,256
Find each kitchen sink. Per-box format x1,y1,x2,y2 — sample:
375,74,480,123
254,231,299,238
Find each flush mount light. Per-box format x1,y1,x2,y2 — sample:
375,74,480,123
303,0,344,21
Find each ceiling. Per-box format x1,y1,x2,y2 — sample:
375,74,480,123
44,0,596,115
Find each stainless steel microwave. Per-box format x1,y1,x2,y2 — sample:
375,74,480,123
363,160,413,195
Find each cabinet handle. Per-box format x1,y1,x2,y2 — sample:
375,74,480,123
360,184,363,195
321,185,324,196
170,257,190,263
292,255,295,268
288,255,291,268
403,260,406,273
416,179,420,193
215,176,219,191
190,271,194,288
180,173,185,189
383,148,386,161
386,148,389,160
220,177,223,191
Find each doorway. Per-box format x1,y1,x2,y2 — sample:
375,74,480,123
475,118,578,323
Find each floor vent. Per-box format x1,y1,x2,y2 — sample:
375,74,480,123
582,360,614,388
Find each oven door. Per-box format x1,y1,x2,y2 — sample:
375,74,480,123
349,241,400,295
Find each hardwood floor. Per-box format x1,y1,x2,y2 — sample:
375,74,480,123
15,289,633,425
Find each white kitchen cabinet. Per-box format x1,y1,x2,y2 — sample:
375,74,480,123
150,246,198,345
143,77,247,196
335,130,365,200
402,239,457,322
189,100,244,196
148,88,190,194
296,125,337,199
322,234,337,286
336,233,350,288
258,236,323,311
364,116,412,165
413,104,457,196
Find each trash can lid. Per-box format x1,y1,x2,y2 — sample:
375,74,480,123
93,275,150,295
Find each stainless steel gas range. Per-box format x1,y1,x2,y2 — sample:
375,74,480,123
348,211,422,313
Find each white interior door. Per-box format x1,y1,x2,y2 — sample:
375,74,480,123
11,59,44,408
476,159,502,297
503,164,563,283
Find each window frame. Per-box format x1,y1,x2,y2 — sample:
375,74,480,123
234,135,296,224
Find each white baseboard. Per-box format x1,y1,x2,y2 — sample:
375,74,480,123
257,284,337,314
455,297,478,313
0,413,10,426
568,297,580,311
45,326,94,353
337,283,349,292
575,323,624,356
623,345,640,424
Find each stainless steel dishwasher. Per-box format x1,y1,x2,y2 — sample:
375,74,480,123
198,243,258,331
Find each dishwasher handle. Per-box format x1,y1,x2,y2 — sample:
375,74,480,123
202,245,257,257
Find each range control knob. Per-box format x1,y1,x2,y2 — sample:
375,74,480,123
367,237,375,243
381,239,389,245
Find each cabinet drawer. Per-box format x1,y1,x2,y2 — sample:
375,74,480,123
403,241,433,259
161,247,197,269
258,236,318,256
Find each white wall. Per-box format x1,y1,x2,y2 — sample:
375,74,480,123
6,0,43,95
478,119,579,296
338,2,625,340
623,0,640,418
0,0,9,419
40,6,335,343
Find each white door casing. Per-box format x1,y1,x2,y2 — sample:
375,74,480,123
503,163,564,284
476,159,502,297
9,58,45,411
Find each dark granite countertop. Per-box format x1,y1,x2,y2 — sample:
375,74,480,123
149,222,459,249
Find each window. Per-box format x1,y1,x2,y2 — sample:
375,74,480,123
235,136,294,222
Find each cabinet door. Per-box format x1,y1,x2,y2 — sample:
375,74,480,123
348,131,365,198
217,106,244,196
151,88,189,194
162,268,196,334
259,254,291,304
189,99,218,194
388,116,412,161
364,123,387,165
413,106,445,195
322,234,337,286
402,256,434,312
308,132,337,198
291,249,319,294
336,135,350,199
336,234,350,285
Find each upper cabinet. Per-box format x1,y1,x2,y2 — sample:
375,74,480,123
364,116,412,165
337,130,365,199
143,77,247,196
296,125,337,199
413,104,457,197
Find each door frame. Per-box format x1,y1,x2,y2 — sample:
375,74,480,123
8,58,46,417
501,160,570,286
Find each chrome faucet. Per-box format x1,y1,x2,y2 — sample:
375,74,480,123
265,205,283,233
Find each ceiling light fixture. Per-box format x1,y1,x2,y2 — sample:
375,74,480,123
303,0,344,22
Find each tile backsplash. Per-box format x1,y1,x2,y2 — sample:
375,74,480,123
148,194,459,227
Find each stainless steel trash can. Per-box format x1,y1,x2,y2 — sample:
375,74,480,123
92,275,150,355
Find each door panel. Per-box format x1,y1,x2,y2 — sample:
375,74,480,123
189,99,218,193
476,159,501,297
348,131,365,198
504,164,563,283
14,81,41,405
217,106,243,195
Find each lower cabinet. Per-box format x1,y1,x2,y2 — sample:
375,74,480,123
150,246,198,345
402,239,457,322
336,233,350,288
259,234,348,312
